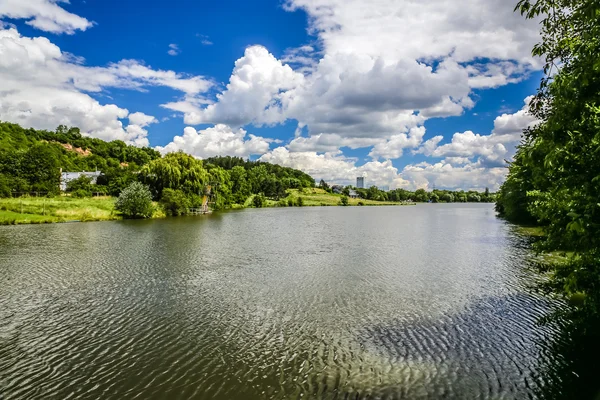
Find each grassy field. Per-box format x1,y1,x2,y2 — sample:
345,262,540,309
0,196,119,224
276,188,412,207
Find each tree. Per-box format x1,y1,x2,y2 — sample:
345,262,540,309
414,189,428,202
160,188,190,216
430,193,440,203
340,195,349,206
441,193,454,203
115,182,154,218
319,179,330,190
252,193,265,208
296,196,304,207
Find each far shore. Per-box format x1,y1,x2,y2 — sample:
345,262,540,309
0,189,416,225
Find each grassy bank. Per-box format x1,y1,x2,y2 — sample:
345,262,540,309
0,196,119,224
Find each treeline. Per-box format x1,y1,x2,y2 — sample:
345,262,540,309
318,180,494,203
0,122,314,211
496,0,599,393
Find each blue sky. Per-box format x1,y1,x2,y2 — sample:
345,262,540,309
0,0,542,190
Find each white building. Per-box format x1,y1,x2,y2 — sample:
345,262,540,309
59,170,102,191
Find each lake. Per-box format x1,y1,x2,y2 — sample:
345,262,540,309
0,204,566,399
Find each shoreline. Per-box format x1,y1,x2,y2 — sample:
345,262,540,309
0,195,417,226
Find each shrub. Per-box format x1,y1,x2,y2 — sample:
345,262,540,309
340,195,349,206
357,201,364,206
287,198,295,207
71,189,92,198
160,188,190,216
253,193,265,208
115,182,154,218
278,199,287,207
67,176,94,193
296,197,304,207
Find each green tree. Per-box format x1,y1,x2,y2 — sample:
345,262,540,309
340,195,349,206
252,193,266,208
414,189,428,202
160,188,191,216
115,182,154,218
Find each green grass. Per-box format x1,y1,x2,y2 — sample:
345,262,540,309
0,196,167,224
0,196,119,223
260,188,413,207
0,209,58,225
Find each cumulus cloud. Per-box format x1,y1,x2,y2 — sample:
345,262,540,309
0,27,211,145
418,97,538,167
368,127,427,159
163,46,304,126
179,0,541,163
155,124,272,159
259,147,410,188
0,0,93,34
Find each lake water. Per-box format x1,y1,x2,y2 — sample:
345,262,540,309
0,204,566,399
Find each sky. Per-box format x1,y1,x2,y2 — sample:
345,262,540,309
0,0,543,191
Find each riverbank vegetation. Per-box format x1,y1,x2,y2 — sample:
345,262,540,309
496,0,600,395
0,122,494,224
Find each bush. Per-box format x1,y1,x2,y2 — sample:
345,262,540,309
340,195,349,206
71,189,92,198
357,201,364,206
278,199,287,207
115,182,154,218
160,188,190,216
66,176,94,193
296,196,304,207
253,193,265,208
287,198,295,207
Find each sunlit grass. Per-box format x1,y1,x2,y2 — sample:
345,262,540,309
0,196,118,223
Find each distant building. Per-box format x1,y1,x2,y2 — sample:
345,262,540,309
348,189,359,199
356,177,365,189
59,170,102,191
331,185,344,194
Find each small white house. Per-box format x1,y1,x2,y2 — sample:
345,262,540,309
348,189,359,199
59,170,102,191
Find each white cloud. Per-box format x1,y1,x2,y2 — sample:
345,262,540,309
155,124,272,159
181,0,540,163
401,161,507,191
0,0,93,34
288,133,382,152
128,112,157,127
167,43,180,56
259,147,410,188
164,46,304,126
0,27,211,145
417,97,538,167
368,127,426,159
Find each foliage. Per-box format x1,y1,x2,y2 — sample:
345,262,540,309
71,189,92,198
115,182,154,219
340,195,349,206
496,0,600,359
296,196,304,207
160,188,191,216
252,193,266,208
